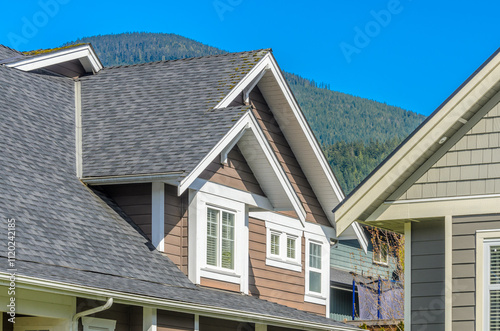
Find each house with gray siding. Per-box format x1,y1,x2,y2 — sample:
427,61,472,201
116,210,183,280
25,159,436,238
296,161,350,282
333,47,500,331
330,232,400,322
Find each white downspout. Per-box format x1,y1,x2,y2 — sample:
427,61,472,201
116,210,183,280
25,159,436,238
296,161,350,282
72,297,113,331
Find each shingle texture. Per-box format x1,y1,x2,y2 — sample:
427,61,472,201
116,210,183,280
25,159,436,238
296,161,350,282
0,54,354,329
81,50,268,177
0,45,24,63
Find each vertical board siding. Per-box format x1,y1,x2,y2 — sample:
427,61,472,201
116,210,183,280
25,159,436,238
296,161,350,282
452,214,500,331
411,220,445,331
102,183,189,275
158,310,194,331
248,217,325,315
199,146,265,196
249,87,330,226
399,102,500,200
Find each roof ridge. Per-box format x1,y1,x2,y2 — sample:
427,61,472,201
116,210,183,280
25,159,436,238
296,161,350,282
101,48,272,70
22,43,90,56
0,44,24,56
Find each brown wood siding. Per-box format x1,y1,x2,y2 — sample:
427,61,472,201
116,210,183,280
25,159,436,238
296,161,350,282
249,87,330,226
164,184,189,275
248,217,325,316
103,183,153,239
101,183,189,276
76,299,142,331
199,146,265,196
158,310,194,331
451,214,500,331
200,277,240,292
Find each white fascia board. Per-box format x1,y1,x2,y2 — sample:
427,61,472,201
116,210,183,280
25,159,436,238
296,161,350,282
178,113,251,195
335,50,500,235
82,173,182,186
351,222,368,254
215,53,344,227
190,178,274,211
246,113,307,224
179,112,306,224
216,53,273,109
0,274,358,331
6,45,103,73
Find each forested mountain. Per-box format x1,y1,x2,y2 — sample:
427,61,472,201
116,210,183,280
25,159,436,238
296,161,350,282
64,32,426,193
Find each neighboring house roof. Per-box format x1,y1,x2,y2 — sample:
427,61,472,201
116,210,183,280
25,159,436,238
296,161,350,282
0,50,356,330
80,50,268,178
0,44,24,63
334,47,500,234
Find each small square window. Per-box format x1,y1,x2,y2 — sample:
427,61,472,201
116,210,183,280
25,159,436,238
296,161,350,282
373,242,389,265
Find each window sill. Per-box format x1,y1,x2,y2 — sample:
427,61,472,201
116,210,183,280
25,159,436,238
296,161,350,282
266,257,302,272
304,292,327,305
201,267,241,284
372,261,389,267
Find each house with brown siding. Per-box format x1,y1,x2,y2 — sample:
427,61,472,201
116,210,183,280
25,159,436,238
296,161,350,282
0,43,363,330
334,47,500,331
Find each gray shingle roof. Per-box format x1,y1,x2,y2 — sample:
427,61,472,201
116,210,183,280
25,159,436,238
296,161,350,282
0,44,23,62
0,55,355,329
81,50,268,178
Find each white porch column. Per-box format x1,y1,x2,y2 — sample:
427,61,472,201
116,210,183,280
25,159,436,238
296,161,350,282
255,323,267,331
152,182,165,252
404,222,412,331
143,307,157,331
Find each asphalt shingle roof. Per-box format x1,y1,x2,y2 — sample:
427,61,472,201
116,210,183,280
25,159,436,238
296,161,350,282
81,49,268,178
0,44,24,63
0,53,355,329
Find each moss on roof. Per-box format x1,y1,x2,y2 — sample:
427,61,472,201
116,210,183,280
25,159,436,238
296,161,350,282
23,43,88,56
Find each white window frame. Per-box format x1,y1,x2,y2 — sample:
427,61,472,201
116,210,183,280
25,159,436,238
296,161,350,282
265,223,302,272
304,231,330,305
373,241,389,266
476,230,500,331
483,239,500,331
206,205,236,270
188,189,248,293
82,317,117,331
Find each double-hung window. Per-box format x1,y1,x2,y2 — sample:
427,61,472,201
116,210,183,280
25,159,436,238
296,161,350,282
206,207,235,270
308,241,322,293
485,241,500,330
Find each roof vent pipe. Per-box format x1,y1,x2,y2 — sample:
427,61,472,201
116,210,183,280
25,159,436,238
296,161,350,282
72,297,113,331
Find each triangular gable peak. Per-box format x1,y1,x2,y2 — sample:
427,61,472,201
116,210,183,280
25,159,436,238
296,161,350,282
334,47,500,234
6,44,102,77
181,51,366,247
393,102,500,202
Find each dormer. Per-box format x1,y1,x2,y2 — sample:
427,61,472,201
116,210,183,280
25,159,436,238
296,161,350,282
5,44,102,78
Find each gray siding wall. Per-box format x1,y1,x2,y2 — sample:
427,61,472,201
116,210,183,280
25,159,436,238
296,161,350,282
452,214,500,331
399,102,500,200
331,240,396,279
411,220,445,331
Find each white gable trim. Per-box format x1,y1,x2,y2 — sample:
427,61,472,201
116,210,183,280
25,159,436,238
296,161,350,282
214,54,369,247
335,49,500,235
215,54,344,202
6,44,102,74
178,112,307,224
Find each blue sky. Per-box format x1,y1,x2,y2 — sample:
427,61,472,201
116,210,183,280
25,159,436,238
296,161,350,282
0,0,499,116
